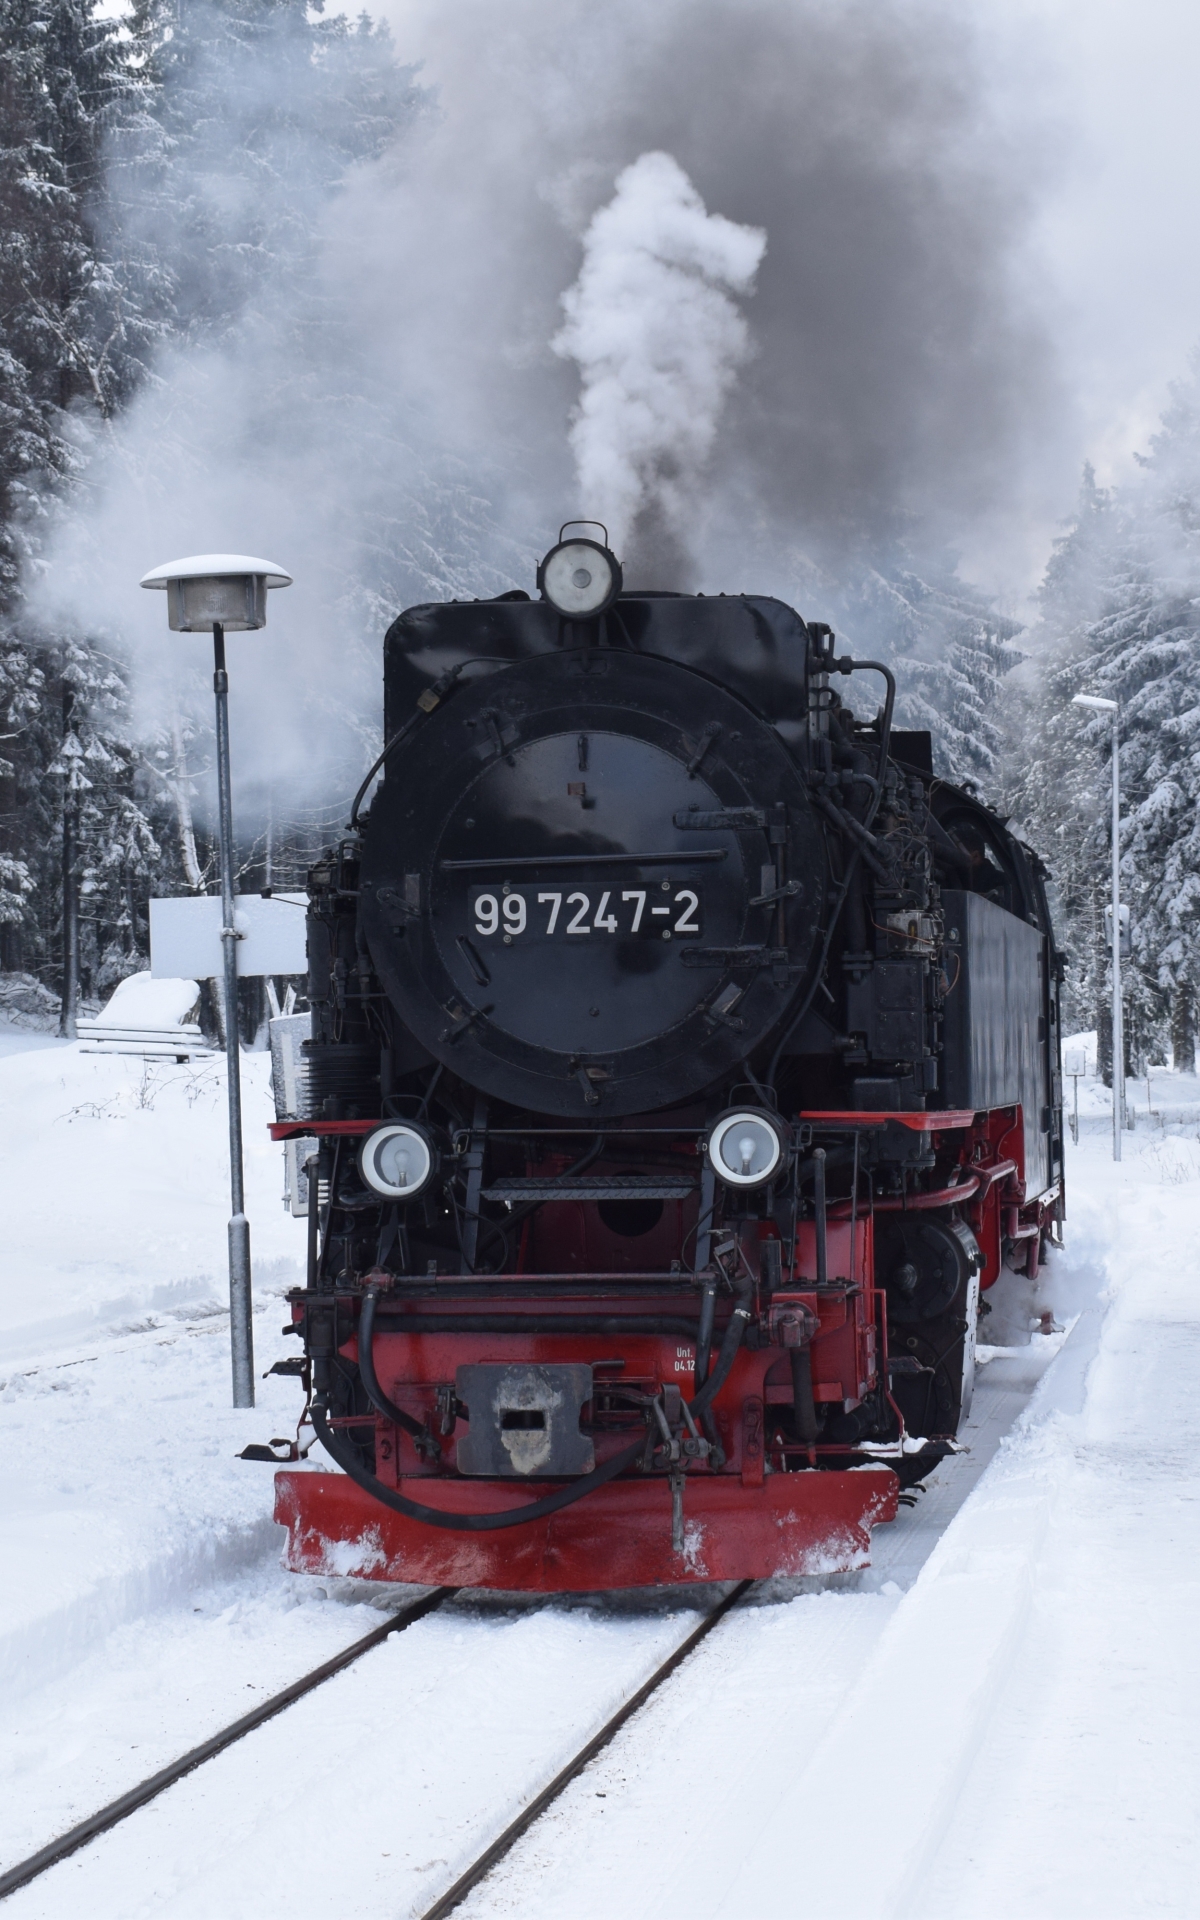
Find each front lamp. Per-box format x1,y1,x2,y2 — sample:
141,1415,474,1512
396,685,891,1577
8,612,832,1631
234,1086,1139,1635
537,536,622,617
358,1122,437,1201
707,1109,788,1189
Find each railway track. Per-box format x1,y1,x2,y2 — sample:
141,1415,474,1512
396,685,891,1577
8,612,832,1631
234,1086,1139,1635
0,1586,451,1903
0,1577,753,1912
416,1578,753,1920
0,1330,1068,1917
0,1305,1076,1917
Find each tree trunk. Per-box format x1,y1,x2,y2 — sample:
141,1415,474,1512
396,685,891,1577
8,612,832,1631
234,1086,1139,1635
1172,983,1196,1075
58,686,79,1039
1125,1001,1140,1079
1098,999,1112,1089
171,713,205,891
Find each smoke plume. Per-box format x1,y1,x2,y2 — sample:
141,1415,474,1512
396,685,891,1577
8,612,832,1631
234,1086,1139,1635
552,152,765,580
27,0,1070,829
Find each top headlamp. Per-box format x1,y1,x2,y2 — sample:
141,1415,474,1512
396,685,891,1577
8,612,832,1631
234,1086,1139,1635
358,1121,437,1201
707,1109,788,1189
537,536,622,617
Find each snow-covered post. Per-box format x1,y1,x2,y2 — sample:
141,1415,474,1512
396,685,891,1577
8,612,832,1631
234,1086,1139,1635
140,555,293,1406
1074,693,1124,1160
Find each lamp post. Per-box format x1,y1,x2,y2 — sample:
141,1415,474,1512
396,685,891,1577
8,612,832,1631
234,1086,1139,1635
140,554,293,1405
1073,692,1123,1161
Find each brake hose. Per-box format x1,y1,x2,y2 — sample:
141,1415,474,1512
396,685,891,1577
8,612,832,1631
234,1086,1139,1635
311,1280,751,1533
356,1286,434,1442
311,1406,646,1533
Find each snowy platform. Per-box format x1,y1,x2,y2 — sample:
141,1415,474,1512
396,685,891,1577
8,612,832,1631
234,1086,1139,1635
1,1043,1198,1915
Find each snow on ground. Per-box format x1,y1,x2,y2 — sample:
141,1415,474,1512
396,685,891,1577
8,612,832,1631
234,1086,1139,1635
457,1090,1200,1920
0,1039,313,1797
0,1038,302,1357
0,1038,1197,1915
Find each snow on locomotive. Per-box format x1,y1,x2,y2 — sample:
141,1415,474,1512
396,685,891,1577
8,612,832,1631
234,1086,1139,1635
270,530,1064,1590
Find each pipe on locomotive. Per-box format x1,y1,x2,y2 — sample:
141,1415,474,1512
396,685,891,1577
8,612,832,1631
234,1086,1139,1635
765,652,895,1089
311,1274,753,1533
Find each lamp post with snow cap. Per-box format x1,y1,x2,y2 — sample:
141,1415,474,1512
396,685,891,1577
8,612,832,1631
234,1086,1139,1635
140,554,293,1406
1073,692,1124,1161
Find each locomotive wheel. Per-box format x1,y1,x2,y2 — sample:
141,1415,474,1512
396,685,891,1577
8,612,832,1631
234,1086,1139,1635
878,1212,982,1438
359,648,827,1116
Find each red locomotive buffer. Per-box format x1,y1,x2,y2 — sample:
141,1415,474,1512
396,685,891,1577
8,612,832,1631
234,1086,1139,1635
275,1210,899,1590
265,537,1065,1592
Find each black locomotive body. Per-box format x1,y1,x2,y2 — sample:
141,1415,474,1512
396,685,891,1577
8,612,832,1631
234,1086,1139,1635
273,542,1063,1590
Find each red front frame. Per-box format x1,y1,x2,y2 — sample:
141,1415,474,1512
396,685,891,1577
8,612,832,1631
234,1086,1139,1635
272,1103,1059,1591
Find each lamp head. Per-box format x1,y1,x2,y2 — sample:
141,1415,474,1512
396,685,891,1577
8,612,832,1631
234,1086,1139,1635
1072,693,1118,713
537,524,622,618
140,553,292,632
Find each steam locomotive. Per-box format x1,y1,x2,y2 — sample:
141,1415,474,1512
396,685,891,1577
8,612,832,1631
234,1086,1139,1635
270,529,1064,1591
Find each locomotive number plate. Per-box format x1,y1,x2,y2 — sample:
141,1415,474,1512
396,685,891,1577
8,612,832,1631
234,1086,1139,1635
471,885,702,942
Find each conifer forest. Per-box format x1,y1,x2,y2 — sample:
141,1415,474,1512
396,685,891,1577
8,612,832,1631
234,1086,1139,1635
1,0,1197,1076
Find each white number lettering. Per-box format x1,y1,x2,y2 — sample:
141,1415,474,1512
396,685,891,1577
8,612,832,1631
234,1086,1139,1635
566,891,591,934
651,906,669,915
594,890,618,932
503,893,527,935
622,890,646,931
538,892,562,934
475,894,499,936
674,889,700,933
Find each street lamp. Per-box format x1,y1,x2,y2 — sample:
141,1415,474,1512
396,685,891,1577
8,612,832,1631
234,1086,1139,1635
1072,692,1124,1161
140,553,293,1405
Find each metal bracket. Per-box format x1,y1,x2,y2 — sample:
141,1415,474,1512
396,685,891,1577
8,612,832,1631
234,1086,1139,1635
459,1095,488,1273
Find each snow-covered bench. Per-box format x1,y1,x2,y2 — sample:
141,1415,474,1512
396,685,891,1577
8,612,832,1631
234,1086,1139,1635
78,973,215,1061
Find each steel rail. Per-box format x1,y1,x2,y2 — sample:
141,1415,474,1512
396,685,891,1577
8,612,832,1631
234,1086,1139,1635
0,1585,455,1903
417,1578,754,1920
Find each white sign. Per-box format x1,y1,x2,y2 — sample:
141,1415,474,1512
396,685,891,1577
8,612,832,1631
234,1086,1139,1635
149,894,307,980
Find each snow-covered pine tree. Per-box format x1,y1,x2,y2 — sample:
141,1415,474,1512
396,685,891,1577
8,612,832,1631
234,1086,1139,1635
123,0,425,341
838,556,1023,786
3,0,434,1010
0,639,39,960
1009,368,1200,1073
98,0,520,881
0,0,165,1005
997,469,1116,1051
0,0,158,583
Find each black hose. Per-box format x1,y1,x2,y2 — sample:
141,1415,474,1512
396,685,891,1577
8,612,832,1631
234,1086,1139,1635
309,1267,748,1536
311,1401,645,1533
312,1277,753,1534
357,1287,433,1441
764,850,862,1088
347,711,424,832
813,792,894,882
853,665,896,821
813,1148,828,1288
347,654,533,832
347,663,470,830
693,1275,718,1392
689,1286,751,1420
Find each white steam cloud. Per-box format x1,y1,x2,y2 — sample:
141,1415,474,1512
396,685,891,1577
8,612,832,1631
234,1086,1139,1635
553,152,766,561
24,0,1070,836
